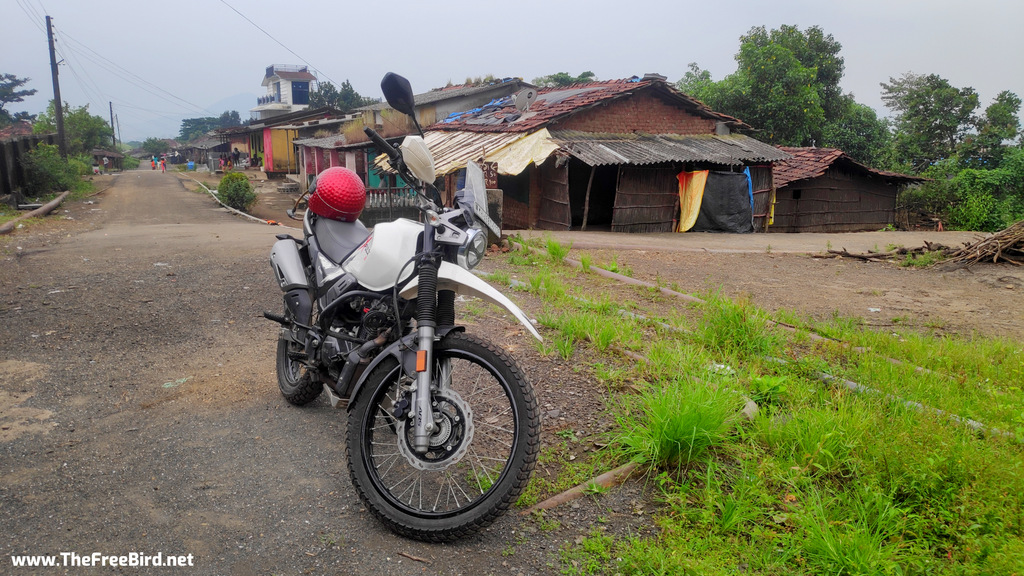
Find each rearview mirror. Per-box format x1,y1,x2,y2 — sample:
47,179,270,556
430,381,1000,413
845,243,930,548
381,73,416,117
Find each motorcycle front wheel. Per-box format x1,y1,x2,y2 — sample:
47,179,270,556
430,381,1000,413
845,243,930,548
347,331,540,542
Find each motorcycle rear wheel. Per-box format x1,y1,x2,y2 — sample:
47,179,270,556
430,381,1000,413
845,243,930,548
276,336,321,406
347,332,540,542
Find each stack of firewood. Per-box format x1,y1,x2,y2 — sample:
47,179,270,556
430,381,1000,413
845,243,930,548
943,220,1024,268
813,241,958,262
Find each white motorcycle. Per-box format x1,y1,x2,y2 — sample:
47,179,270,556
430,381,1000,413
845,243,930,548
265,72,541,541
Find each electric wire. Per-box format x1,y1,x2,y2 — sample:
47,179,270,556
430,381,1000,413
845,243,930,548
15,0,47,35
217,0,339,88
55,29,211,115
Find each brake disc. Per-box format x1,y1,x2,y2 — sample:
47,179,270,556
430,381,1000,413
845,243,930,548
396,388,474,471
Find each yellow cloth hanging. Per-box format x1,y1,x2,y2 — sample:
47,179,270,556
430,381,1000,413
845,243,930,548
677,170,709,232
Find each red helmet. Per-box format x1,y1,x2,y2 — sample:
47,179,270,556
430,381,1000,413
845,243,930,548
308,167,366,222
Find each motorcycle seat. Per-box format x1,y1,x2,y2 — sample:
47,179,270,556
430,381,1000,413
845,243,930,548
314,216,370,264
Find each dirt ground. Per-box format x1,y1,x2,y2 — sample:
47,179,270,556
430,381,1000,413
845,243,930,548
1,170,1020,575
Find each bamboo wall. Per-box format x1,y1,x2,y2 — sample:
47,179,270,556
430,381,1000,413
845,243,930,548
611,166,679,233
770,167,898,233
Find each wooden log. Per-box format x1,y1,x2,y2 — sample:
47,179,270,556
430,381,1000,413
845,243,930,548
519,462,640,516
0,190,70,235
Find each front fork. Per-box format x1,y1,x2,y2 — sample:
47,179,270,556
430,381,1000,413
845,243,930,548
410,255,459,453
412,256,440,453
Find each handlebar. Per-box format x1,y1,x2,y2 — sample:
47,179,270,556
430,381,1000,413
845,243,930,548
364,126,445,208
363,127,400,164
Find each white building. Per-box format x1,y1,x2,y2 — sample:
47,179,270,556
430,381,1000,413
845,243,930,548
250,65,317,121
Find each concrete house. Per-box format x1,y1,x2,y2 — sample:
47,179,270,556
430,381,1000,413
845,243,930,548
250,65,317,121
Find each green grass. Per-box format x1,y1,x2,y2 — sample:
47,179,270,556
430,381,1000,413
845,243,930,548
546,236,572,262
493,245,1024,576
899,250,946,268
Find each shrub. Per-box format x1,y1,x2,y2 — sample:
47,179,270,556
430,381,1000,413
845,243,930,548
611,379,738,469
218,172,257,212
21,144,79,196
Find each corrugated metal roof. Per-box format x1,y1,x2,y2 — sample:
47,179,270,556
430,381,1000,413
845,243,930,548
550,131,791,166
774,146,926,187
374,130,525,176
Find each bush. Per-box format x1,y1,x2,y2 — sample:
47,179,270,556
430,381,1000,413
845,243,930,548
68,154,93,176
218,172,257,212
21,143,80,196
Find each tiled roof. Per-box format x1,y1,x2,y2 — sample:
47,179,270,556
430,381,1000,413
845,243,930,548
0,120,36,139
552,131,791,166
774,147,926,187
432,78,748,133
273,70,317,82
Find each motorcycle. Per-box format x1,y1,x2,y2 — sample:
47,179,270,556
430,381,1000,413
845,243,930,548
264,72,541,541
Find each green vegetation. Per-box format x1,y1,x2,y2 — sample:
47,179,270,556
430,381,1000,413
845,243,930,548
0,73,37,126
217,172,257,212
141,137,171,157
532,71,596,87
307,80,377,112
178,110,241,142
33,101,113,156
489,249,1024,576
20,143,91,197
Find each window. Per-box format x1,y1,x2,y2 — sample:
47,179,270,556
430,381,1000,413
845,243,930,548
292,81,309,105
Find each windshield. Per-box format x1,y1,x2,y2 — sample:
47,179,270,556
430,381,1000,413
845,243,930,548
461,162,500,238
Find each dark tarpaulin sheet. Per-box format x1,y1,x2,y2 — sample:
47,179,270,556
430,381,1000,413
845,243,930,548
692,171,753,233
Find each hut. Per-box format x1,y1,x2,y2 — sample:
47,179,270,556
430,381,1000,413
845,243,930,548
90,148,124,172
771,147,926,233
417,74,788,232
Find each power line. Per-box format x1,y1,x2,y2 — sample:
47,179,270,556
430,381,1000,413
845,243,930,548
55,28,211,115
217,0,339,87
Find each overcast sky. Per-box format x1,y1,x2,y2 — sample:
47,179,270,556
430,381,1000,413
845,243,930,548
3,0,1021,143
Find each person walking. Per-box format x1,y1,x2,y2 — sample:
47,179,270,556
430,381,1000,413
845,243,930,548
160,158,166,173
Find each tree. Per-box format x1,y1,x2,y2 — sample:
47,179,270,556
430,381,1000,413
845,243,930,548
881,72,979,171
308,80,375,112
141,137,169,156
958,90,1021,169
822,97,891,167
33,101,113,156
677,26,867,149
531,71,596,87
218,110,242,128
178,110,242,142
0,73,37,127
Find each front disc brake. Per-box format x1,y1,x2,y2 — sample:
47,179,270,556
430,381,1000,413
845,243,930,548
396,389,474,471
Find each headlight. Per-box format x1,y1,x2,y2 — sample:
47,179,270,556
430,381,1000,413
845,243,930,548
457,227,487,270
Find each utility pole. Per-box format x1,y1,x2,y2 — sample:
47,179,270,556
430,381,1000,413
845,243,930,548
109,102,116,149
46,15,67,158
115,115,122,150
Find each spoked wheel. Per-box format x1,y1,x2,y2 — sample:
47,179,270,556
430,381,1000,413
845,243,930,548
347,332,540,542
276,332,321,406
